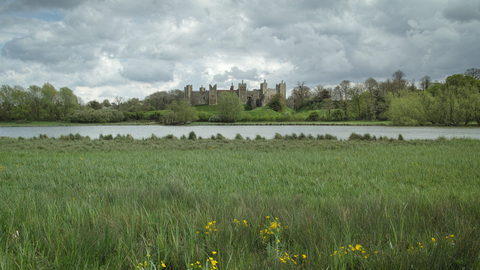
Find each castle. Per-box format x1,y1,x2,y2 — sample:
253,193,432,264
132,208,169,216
184,80,286,108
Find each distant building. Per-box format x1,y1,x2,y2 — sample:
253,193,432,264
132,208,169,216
184,80,286,107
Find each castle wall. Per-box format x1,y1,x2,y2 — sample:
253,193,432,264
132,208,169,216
185,81,285,107
191,91,209,105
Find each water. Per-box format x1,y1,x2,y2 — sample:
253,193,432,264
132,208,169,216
0,125,479,140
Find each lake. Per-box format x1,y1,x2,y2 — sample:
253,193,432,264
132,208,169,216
0,125,479,140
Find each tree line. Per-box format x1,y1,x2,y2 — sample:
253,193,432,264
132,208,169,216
289,68,480,125
1,68,479,125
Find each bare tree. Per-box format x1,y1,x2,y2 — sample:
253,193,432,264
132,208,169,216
392,70,407,94
291,81,311,110
364,77,378,93
464,68,480,80
420,76,431,91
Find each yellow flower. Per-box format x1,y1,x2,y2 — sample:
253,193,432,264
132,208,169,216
302,254,307,259
161,261,166,268
432,237,436,242
212,251,217,255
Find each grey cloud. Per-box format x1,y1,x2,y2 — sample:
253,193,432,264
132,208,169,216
444,0,480,22
213,66,259,82
1,0,85,12
120,59,174,83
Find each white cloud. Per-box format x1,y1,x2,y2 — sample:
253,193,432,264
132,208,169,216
0,0,479,102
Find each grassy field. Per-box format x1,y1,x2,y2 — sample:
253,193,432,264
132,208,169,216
0,135,479,269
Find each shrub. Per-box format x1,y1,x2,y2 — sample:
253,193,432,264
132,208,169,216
235,133,244,140
325,133,337,140
349,133,363,140
274,133,283,140
307,111,320,121
151,134,158,140
291,133,298,140
216,133,225,140
188,131,197,140
398,134,404,141
208,115,223,122
197,111,213,122
210,135,216,140
363,133,372,141
164,134,176,140
255,135,265,140
307,134,314,140
317,134,325,140
180,134,187,140
299,133,306,140
331,109,345,121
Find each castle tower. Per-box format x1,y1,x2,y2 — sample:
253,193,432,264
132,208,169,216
209,84,217,105
238,80,247,104
199,85,205,92
184,85,193,104
260,79,267,95
276,80,286,100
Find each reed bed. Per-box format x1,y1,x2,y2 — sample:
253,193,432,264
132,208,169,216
0,134,479,269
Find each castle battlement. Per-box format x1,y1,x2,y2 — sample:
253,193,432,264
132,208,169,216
184,80,286,107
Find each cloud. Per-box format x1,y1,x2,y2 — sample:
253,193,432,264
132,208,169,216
0,0,479,102
444,0,480,22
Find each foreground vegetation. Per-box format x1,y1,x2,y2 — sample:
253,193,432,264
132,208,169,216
1,135,479,269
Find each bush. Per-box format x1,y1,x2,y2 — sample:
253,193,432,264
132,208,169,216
325,134,337,140
188,131,197,140
197,111,213,122
291,133,298,140
274,133,283,140
316,134,325,140
349,133,363,140
235,133,244,140
255,135,265,140
208,115,223,122
331,109,345,121
307,134,314,140
307,111,320,121
299,133,306,140
364,133,372,141
216,133,225,140
180,134,187,140
398,134,404,141
164,134,177,140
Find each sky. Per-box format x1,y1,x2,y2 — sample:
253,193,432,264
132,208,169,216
1,0,479,103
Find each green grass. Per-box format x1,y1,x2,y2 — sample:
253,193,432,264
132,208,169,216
1,136,480,269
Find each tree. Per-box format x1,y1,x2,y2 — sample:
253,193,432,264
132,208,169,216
218,92,245,123
267,92,286,112
58,87,79,118
464,68,480,80
0,85,14,120
165,99,198,124
87,100,103,110
291,81,311,110
102,99,111,108
28,85,43,120
364,77,378,93
322,98,334,120
420,76,432,91
41,83,59,121
392,70,407,94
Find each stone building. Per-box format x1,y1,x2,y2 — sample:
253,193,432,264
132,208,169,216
184,80,286,107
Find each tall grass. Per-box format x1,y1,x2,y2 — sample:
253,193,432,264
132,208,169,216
0,136,479,269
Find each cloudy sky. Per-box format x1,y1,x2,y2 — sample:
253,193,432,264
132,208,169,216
1,0,479,102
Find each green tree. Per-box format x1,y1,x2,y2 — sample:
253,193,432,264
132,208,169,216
0,85,14,120
58,87,79,118
28,85,43,120
267,92,286,112
218,92,245,123
41,83,59,121
388,92,426,126
165,99,198,124
11,86,31,120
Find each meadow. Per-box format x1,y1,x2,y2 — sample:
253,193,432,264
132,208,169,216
0,135,479,269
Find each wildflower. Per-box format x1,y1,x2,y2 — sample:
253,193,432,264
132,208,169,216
432,237,436,242
212,251,217,255
161,261,166,268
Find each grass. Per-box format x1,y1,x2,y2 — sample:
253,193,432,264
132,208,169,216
0,135,479,269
